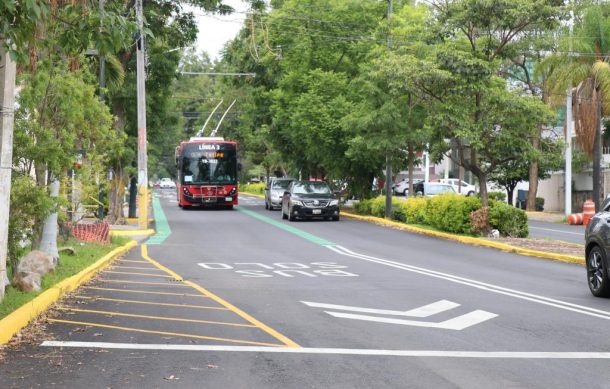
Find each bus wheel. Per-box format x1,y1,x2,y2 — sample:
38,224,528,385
226,205,234,210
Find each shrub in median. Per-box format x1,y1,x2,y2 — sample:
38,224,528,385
240,182,266,195
424,194,481,234
399,197,428,224
488,201,528,238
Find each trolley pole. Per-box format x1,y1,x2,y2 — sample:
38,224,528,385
136,0,148,229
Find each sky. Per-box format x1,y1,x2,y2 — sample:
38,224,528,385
193,0,249,61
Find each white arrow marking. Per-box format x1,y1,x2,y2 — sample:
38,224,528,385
326,310,498,330
301,300,460,318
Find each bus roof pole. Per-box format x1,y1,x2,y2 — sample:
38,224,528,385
197,99,224,137
211,99,237,137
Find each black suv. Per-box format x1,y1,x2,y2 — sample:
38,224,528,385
585,198,610,296
281,180,340,221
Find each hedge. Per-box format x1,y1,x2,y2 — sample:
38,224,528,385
351,194,528,237
240,182,266,195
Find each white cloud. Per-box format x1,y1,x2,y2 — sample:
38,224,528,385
192,0,249,60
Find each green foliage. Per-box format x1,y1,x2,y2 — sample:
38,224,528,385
396,197,429,224
0,0,49,62
424,194,481,234
241,182,266,195
489,201,529,238
487,192,507,203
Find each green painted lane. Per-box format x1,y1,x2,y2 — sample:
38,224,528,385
147,196,171,245
236,206,336,247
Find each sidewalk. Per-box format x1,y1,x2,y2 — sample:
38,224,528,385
526,211,565,223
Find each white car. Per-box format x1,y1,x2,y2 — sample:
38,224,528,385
440,178,476,196
393,178,422,196
159,178,176,189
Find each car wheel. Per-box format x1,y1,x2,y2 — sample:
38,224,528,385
265,201,269,210
288,206,296,221
332,215,340,221
282,207,288,219
403,189,408,196
467,191,474,197
587,245,610,297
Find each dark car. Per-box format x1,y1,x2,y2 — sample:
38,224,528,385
585,198,610,296
265,178,294,210
281,180,340,221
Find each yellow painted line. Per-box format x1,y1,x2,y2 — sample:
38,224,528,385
140,244,300,348
56,307,256,328
103,270,174,278
0,240,138,345
141,245,183,281
83,286,207,298
110,229,156,237
109,265,161,271
73,296,222,310
342,211,584,265
118,260,149,264
127,218,154,223
48,319,286,347
97,279,190,287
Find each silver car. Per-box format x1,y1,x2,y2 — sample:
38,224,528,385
265,178,294,210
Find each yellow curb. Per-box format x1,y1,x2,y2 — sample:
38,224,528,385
109,229,155,237
126,218,154,223
0,240,138,345
240,191,264,199
342,212,584,265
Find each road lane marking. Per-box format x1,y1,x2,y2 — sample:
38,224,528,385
73,296,222,309
103,271,174,278
301,300,460,318
329,245,610,321
147,196,171,245
118,260,149,264
83,287,206,298
97,279,190,287
56,307,256,328
46,319,285,347
109,265,164,271
236,206,336,247
40,341,610,359
529,226,584,236
141,245,183,281
141,244,301,348
326,310,498,330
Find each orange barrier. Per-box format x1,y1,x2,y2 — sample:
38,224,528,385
71,222,110,244
567,213,583,225
583,200,596,226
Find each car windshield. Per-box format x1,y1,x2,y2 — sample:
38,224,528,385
292,182,332,195
272,180,292,190
427,184,455,195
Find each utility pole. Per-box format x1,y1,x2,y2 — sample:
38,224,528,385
565,91,573,216
98,0,106,221
0,45,16,300
384,0,393,219
136,0,148,229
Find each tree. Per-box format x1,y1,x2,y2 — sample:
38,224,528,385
542,3,610,211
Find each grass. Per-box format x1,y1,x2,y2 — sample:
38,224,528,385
0,236,130,320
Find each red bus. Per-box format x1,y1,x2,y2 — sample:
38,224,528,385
175,137,238,209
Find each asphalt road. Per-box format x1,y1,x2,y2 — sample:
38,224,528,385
528,220,585,245
2,191,610,388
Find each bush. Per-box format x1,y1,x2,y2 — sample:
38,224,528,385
536,197,545,211
470,206,490,236
487,192,507,203
488,201,529,238
353,199,373,215
240,182,266,195
398,197,428,224
424,194,481,234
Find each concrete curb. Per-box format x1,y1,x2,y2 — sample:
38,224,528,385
109,229,155,237
0,240,138,345
342,212,584,265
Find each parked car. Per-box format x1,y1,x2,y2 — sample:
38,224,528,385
281,180,340,221
159,177,176,189
413,182,456,197
393,178,422,196
265,178,295,210
585,198,610,297
440,178,476,196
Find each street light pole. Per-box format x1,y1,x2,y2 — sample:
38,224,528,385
384,0,393,219
136,0,148,229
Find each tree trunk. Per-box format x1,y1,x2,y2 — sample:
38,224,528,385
507,185,515,206
39,178,60,260
593,92,602,211
407,142,414,197
107,166,126,224
526,132,540,211
479,173,489,207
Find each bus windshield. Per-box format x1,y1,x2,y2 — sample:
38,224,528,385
180,145,237,185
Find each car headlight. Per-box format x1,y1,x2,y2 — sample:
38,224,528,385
329,199,339,206
290,199,303,206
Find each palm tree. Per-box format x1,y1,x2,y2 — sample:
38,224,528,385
542,3,610,211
